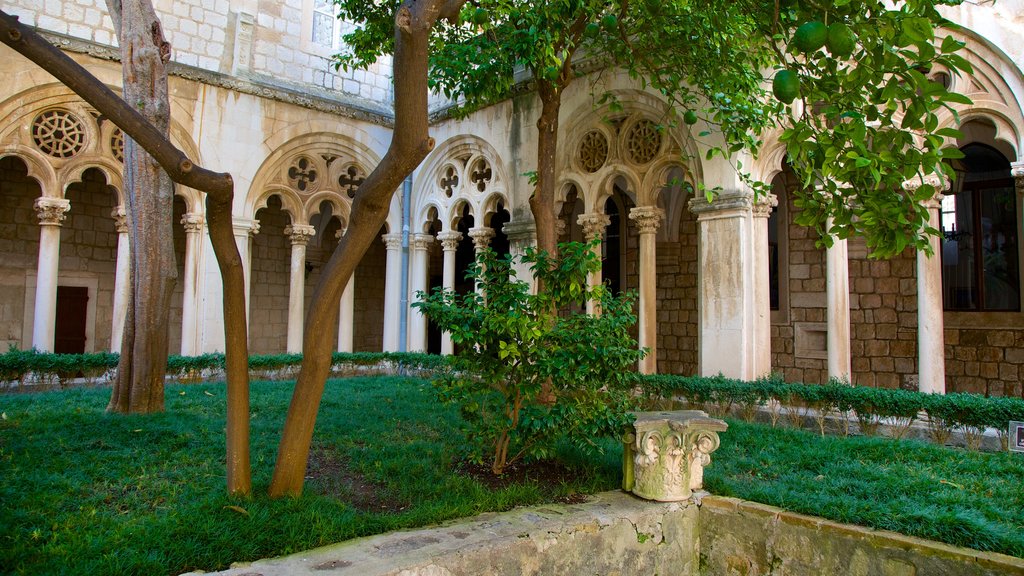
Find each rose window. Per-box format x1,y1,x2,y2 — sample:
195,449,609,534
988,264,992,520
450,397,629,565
577,130,608,173
625,119,661,165
32,110,86,159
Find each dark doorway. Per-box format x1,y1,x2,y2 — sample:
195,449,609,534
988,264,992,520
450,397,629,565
55,286,88,354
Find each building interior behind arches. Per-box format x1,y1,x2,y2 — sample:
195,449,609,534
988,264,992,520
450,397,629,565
2,1,1023,397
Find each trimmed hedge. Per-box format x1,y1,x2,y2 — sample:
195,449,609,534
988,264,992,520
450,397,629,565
641,373,1024,450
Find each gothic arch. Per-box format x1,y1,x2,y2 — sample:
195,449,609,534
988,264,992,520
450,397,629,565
412,135,509,233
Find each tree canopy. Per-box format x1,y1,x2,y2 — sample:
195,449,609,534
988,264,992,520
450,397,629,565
337,0,970,258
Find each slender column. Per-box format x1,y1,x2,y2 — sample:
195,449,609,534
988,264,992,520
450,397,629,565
752,196,776,379
437,231,462,355
110,207,130,352
825,217,852,382
382,233,403,352
337,228,354,353
917,192,945,394
284,224,316,353
233,218,260,331
578,212,611,315
408,233,434,352
468,227,495,295
629,207,664,374
179,212,205,356
689,190,767,380
31,198,70,352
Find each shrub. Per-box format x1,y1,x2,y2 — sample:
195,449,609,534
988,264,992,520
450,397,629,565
414,241,646,475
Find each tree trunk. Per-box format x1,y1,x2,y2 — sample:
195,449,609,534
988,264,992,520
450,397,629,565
0,9,253,495
268,0,465,498
105,0,175,414
530,82,563,259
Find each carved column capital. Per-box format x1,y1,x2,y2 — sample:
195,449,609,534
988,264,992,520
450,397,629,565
181,212,205,233
411,233,435,252
111,206,129,233
688,190,754,221
629,206,665,235
284,224,316,246
623,410,727,502
382,232,403,251
752,193,779,219
468,227,495,251
902,174,948,209
437,231,463,252
1012,161,1024,196
34,197,70,226
577,212,611,241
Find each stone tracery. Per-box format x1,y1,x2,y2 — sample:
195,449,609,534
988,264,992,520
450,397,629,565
32,109,86,159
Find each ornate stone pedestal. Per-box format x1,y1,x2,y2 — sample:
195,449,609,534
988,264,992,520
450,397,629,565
623,410,728,502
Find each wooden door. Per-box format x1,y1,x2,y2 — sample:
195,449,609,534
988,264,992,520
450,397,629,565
54,286,88,354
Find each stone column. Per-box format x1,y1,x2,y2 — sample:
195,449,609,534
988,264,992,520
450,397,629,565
917,193,945,394
629,206,664,374
336,228,355,353
435,231,462,355
233,218,260,330
110,207,130,353
31,198,70,352
408,233,434,352
689,190,773,381
752,196,777,379
502,221,537,292
382,233,403,352
468,227,495,295
179,212,205,356
825,218,852,383
578,212,611,315
284,224,316,353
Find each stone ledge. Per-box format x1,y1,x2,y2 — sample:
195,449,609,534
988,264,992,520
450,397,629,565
184,492,699,576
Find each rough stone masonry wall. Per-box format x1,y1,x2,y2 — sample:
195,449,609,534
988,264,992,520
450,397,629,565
0,157,42,350
657,208,699,376
945,326,1024,397
249,203,291,355
353,236,386,353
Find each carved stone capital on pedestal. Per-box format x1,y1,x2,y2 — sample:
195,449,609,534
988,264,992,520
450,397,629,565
468,227,495,251
1012,161,1024,196
437,231,463,252
501,220,536,244
622,410,727,502
902,174,948,210
284,224,316,246
411,233,435,252
628,206,665,235
34,197,70,226
752,193,779,219
335,226,347,239
181,212,205,233
111,206,128,233
577,212,611,241
382,232,403,251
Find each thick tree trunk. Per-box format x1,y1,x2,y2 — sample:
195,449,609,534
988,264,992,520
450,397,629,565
0,9,252,495
105,0,175,414
268,0,465,498
530,83,563,259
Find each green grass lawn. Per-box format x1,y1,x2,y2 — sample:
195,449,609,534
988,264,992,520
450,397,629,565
1,377,1022,576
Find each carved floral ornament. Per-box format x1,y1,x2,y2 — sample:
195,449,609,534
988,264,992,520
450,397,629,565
110,129,125,164
625,119,662,165
577,130,608,173
623,410,727,502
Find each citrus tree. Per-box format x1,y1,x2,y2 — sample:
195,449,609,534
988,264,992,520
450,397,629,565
415,241,645,475
338,0,970,258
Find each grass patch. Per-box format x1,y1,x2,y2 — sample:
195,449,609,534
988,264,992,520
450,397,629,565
2,379,1022,575
704,418,1024,557
0,377,619,575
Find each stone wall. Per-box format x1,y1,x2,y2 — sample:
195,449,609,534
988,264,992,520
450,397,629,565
353,235,386,352
945,326,1024,397
657,208,699,376
699,496,1024,576
0,157,42,350
7,0,393,104
249,201,291,355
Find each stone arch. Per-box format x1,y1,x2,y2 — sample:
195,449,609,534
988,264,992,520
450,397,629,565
412,135,510,234
250,186,305,225
0,148,57,196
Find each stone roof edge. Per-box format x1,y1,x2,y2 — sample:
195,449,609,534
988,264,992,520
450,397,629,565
33,28,396,128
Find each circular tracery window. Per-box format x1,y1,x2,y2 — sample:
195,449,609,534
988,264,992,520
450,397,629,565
625,119,661,165
111,129,125,163
578,130,608,173
32,110,86,159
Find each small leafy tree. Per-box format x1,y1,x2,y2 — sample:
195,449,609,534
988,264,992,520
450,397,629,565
415,241,646,475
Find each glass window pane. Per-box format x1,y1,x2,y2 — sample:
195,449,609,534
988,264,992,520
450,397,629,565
942,190,977,310
312,12,334,47
980,186,1019,310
